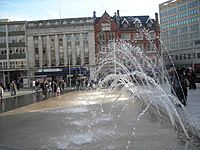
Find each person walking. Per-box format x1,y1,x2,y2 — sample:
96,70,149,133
32,80,36,91
0,85,4,102
56,86,61,96
170,68,188,106
10,81,17,96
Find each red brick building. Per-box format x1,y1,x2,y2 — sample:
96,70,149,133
94,10,160,65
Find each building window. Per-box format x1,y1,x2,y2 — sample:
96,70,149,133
195,40,200,45
135,33,143,40
197,53,200,59
109,32,115,41
0,25,6,32
175,55,178,60
147,23,152,28
99,32,105,41
101,23,110,31
188,53,191,59
121,33,131,40
84,41,89,64
183,54,186,59
179,54,182,60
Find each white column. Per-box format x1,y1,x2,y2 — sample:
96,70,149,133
55,35,59,66
5,24,9,68
71,34,76,65
80,34,84,65
38,35,43,68
88,32,95,66
27,36,35,69
47,35,51,67
63,34,68,66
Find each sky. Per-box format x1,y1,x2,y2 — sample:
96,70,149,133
0,0,166,21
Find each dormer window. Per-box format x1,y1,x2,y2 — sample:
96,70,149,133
135,22,141,28
134,18,142,28
122,18,129,28
123,24,128,28
47,22,51,26
146,17,153,28
39,23,43,27
147,23,152,27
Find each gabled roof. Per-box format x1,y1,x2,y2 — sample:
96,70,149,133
118,16,155,28
121,18,129,24
94,11,156,29
133,18,142,24
101,11,110,18
146,17,153,24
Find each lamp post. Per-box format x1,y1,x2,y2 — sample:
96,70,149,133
2,66,5,87
191,40,195,70
69,55,71,87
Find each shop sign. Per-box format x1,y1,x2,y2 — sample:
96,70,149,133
37,68,62,72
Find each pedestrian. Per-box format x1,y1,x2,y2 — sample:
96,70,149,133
170,68,188,106
52,81,57,96
35,80,40,92
42,81,48,98
32,80,36,91
0,85,4,102
186,67,197,90
10,81,17,96
57,86,61,96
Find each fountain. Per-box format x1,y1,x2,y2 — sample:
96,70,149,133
0,31,200,150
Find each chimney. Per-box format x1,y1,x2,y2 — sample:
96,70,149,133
117,10,120,17
93,11,96,18
155,13,158,23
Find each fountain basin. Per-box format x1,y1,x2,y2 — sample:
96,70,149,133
0,90,199,150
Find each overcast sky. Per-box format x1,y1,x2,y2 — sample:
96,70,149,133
0,0,166,21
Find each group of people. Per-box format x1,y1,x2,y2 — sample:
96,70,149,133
75,75,89,90
169,67,196,106
32,79,66,98
0,80,18,102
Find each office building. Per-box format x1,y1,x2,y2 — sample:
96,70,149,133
159,0,200,71
0,20,27,86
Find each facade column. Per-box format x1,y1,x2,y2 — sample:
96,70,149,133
55,34,59,66
5,24,9,69
46,35,51,67
63,34,68,66
88,32,95,66
27,36,35,76
71,34,76,65
80,34,84,65
38,35,43,68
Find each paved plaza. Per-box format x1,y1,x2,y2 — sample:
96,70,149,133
1,84,200,120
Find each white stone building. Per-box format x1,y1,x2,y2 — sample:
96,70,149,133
26,17,95,82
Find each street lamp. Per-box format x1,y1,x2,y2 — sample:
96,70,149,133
191,40,195,70
69,54,71,87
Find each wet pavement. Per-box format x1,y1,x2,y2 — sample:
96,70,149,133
0,91,199,150
0,85,200,149
0,88,75,113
